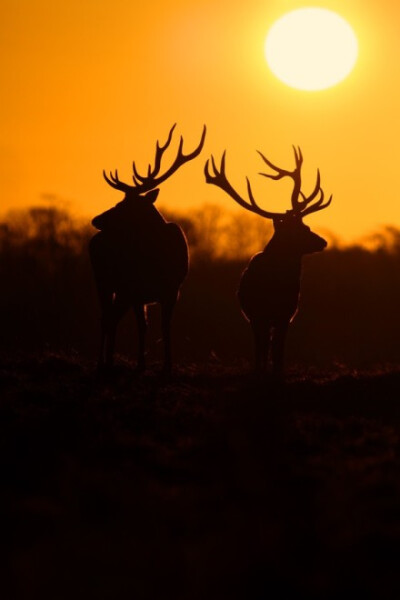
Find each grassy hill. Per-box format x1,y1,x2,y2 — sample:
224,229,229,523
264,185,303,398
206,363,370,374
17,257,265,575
3,355,400,599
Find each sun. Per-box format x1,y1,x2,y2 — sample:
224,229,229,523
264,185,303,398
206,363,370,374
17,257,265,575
265,8,358,91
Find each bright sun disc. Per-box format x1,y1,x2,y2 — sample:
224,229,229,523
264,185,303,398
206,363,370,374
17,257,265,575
265,8,358,91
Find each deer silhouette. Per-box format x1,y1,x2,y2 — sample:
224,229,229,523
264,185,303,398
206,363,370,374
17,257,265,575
205,146,332,377
90,124,206,373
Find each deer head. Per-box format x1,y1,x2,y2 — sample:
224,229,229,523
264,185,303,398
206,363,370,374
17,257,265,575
93,124,206,231
204,146,332,255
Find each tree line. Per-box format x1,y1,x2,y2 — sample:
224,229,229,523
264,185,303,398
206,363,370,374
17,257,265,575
1,204,400,368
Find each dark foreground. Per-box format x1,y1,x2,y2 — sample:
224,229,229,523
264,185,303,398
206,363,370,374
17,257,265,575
2,356,400,599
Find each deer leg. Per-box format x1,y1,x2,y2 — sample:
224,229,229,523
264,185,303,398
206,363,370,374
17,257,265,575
98,317,107,369
105,315,117,369
105,294,129,368
252,321,270,374
253,327,263,374
161,300,175,375
97,291,113,370
134,303,147,372
271,321,289,378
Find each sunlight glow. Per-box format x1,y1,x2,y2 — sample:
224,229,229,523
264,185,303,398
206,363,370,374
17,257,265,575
265,8,359,91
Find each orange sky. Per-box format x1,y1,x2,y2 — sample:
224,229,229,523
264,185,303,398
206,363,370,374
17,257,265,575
1,0,398,243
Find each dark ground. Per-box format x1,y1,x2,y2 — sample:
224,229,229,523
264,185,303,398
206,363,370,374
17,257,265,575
2,355,400,599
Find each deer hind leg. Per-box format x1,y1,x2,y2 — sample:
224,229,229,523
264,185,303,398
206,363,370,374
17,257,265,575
271,320,289,378
134,303,147,372
161,299,176,376
97,289,113,370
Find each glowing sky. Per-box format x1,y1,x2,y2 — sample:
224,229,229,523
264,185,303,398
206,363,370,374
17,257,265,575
1,0,398,242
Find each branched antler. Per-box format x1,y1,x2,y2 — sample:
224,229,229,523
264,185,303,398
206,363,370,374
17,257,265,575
258,146,331,217
103,124,207,193
205,146,332,219
103,169,133,193
204,152,287,219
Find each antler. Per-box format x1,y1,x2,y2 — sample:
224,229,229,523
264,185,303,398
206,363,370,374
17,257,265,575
102,169,134,193
204,152,288,220
103,124,207,193
131,124,207,191
258,146,332,217
132,124,177,185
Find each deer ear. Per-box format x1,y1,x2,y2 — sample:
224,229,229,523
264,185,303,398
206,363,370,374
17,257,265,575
91,215,102,230
144,189,160,204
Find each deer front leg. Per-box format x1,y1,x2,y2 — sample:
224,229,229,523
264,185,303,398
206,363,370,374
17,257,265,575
98,317,107,369
251,320,270,375
271,320,289,379
134,303,147,372
104,294,130,369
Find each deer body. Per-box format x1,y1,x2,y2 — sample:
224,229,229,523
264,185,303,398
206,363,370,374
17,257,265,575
90,125,205,373
91,198,188,303
238,220,327,374
205,146,331,376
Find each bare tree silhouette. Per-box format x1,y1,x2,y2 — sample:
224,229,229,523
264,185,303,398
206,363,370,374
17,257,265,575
90,124,206,373
205,146,332,376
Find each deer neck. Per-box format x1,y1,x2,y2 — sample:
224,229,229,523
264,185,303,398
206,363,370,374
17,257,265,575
264,237,303,274
145,208,166,229
126,207,167,235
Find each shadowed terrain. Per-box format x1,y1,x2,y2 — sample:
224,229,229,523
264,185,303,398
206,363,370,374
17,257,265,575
3,355,400,599
2,206,400,598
